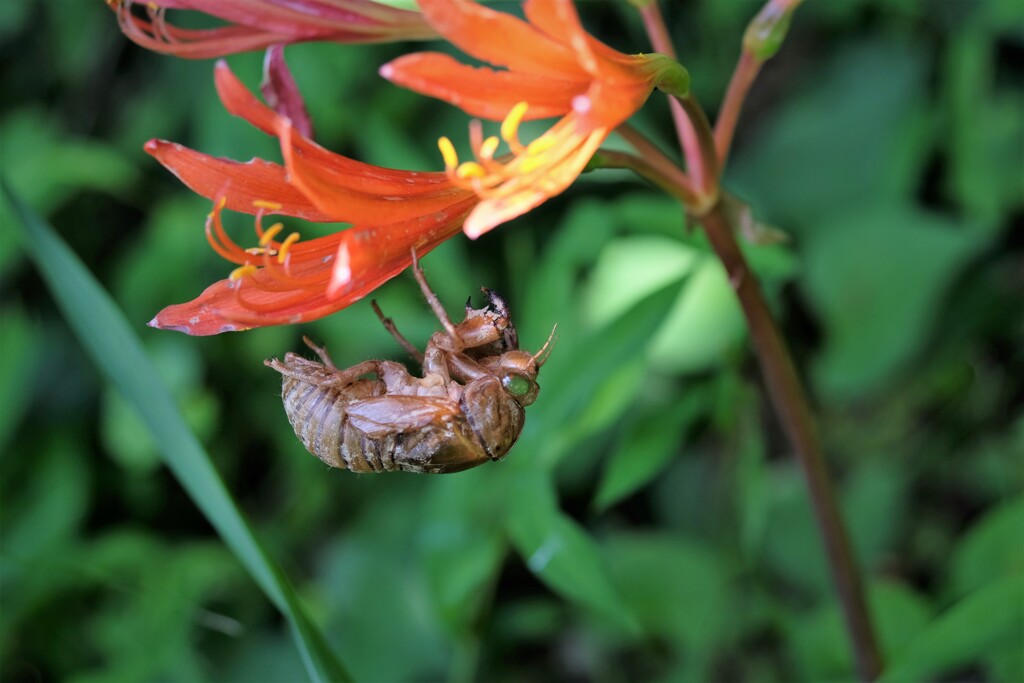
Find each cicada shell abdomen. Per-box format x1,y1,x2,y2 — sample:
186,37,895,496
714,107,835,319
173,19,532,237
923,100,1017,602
274,354,497,474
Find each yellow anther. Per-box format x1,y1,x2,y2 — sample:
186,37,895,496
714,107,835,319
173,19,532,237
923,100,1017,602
456,162,488,180
479,136,500,160
526,135,557,156
258,222,285,246
230,263,259,280
438,137,459,170
277,232,301,264
252,199,283,211
147,2,159,10
500,102,530,143
520,156,548,174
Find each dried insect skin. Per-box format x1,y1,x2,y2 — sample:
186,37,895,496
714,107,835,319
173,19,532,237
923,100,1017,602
266,258,553,474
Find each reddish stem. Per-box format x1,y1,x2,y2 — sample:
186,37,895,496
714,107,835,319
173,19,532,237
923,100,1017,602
637,2,715,193
698,204,883,682
715,50,763,165
616,123,698,201
637,2,883,680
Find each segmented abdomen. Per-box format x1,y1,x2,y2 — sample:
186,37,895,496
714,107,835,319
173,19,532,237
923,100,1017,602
281,376,387,472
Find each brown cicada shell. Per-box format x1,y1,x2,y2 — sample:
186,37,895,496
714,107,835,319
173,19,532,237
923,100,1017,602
265,252,555,474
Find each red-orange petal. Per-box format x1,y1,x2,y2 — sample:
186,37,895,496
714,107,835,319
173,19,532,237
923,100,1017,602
150,196,477,334
144,139,335,220
416,0,586,80
214,62,453,194
381,52,583,121
277,119,473,224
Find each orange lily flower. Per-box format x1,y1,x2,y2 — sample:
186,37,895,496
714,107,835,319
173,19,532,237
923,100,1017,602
148,61,476,335
109,0,437,59
381,0,687,237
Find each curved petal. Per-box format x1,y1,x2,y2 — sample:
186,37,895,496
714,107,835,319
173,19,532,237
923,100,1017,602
215,62,453,193
381,52,583,120
145,139,336,220
416,0,586,79
463,127,606,238
169,0,432,36
150,197,477,334
113,0,436,59
277,119,473,224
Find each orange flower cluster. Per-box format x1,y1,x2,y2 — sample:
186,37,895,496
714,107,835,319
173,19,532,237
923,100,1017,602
121,0,685,334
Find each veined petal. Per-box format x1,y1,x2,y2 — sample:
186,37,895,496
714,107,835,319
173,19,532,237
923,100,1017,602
164,0,432,36
381,52,584,121
463,127,606,238
416,0,587,80
277,119,473,224
145,139,336,221
214,62,453,196
261,45,313,139
150,197,477,335
111,0,436,58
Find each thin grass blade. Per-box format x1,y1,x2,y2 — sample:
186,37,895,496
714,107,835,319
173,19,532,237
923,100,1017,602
3,180,352,683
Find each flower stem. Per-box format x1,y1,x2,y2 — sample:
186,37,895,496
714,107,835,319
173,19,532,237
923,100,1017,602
637,2,715,194
615,123,699,200
698,202,882,682
590,148,698,206
715,50,762,165
637,2,883,679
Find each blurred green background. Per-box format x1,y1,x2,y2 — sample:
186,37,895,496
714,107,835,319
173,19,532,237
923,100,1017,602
1,1,1022,681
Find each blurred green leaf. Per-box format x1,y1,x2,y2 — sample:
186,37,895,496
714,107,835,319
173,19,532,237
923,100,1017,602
843,459,911,568
584,235,747,373
605,532,732,680
315,481,449,683
649,257,746,372
0,443,90,584
419,468,508,632
0,306,40,453
804,203,986,398
507,470,640,634
4,182,351,683
0,108,138,213
947,496,1024,600
945,29,1024,224
594,387,707,512
584,235,697,329
528,276,686,469
878,578,1024,683
69,533,241,683
729,39,932,231
789,581,933,682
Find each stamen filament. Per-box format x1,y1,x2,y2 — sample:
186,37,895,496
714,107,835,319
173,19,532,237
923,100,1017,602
259,223,285,246
278,232,301,264
438,137,458,171
230,262,258,280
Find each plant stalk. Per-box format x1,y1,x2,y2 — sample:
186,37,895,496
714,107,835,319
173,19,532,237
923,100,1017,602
698,202,882,681
636,2,883,679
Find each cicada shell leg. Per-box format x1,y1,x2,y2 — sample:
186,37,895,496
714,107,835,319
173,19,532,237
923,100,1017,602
372,299,425,365
410,248,461,349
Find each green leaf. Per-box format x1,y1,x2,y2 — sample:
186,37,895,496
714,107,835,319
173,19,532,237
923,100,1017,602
604,533,732,668
788,581,933,682
528,275,687,469
803,203,986,398
878,578,1024,683
4,181,351,683
506,471,640,634
594,388,708,512
728,39,933,231
948,496,1024,600
418,468,508,632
